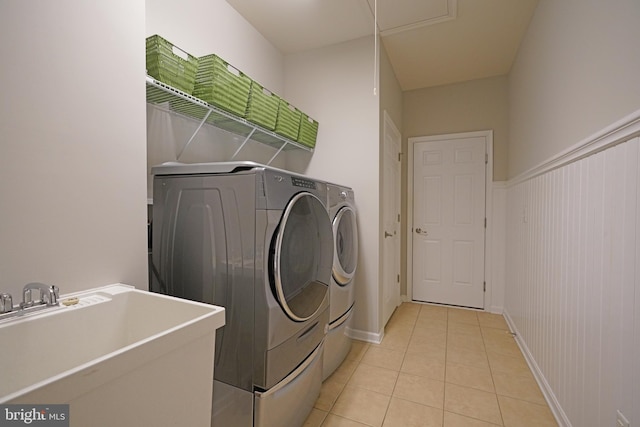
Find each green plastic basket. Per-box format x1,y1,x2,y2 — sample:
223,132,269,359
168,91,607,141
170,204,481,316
297,113,319,148
245,81,279,131
275,100,302,141
146,35,198,95
193,55,252,117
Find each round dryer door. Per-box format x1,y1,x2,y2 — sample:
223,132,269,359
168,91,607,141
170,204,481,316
332,206,358,286
272,192,333,322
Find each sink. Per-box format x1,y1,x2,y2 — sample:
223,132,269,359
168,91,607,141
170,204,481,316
0,284,225,426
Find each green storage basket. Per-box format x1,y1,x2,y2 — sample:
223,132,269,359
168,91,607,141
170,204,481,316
146,35,198,95
297,113,319,148
275,100,302,141
193,55,252,117
246,81,279,130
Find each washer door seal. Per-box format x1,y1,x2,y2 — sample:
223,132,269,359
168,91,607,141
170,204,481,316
332,205,358,286
272,192,332,322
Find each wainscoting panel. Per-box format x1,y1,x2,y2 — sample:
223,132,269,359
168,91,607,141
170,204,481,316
505,134,640,427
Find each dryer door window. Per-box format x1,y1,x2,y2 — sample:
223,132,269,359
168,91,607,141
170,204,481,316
273,192,332,322
332,206,358,286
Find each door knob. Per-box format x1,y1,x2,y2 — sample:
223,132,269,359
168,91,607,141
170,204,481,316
384,231,393,238
415,228,428,236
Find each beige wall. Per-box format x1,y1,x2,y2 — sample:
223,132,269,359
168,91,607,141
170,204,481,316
403,75,509,181
285,37,382,337
145,0,290,199
0,1,148,298
146,0,285,92
508,0,640,178
380,44,403,134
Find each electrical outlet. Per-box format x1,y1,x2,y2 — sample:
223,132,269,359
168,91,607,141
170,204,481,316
616,410,629,427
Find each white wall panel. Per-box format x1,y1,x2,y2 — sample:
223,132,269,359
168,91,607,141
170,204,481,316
505,135,640,427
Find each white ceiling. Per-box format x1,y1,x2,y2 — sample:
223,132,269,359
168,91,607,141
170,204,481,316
225,0,539,91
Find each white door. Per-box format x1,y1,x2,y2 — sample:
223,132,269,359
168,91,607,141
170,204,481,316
382,112,401,326
412,135,486,308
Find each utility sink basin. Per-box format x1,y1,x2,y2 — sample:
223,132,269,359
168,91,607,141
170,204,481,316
0,284,225,426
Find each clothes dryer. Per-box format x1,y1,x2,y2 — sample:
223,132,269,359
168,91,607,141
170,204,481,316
323,183,358,380
151,161,332,427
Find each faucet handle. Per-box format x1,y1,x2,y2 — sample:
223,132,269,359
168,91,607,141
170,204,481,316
0,293,13,313
37,284,59,306
46,286,59,306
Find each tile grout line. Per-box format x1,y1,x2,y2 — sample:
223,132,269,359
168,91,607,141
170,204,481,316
327,348,362,425
479,314,507,426
330,306,420,427
318,341,368,425
379,310,416,427
443,308,449,427
446,309,508,426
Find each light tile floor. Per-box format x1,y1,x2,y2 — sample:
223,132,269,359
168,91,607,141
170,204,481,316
304,302,558,427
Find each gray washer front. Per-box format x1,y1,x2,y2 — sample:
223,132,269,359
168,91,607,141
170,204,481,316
150,161,332,427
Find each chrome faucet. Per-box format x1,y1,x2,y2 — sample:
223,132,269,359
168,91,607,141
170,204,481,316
21,282,59,308
0,283,61,322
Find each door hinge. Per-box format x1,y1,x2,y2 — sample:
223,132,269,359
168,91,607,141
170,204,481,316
483,281,486,292
484,217,487,228
397,152,401,162
485,153,488,164
397,274,400,283
397,213,400,222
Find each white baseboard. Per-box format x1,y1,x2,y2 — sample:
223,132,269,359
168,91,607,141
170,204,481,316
347,326,383,344
503,310,572,427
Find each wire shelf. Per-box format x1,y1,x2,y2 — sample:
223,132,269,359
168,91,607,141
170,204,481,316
146,76,313,162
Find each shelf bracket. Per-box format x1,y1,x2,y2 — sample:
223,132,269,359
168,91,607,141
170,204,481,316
230,128,257,160
176,109,213,160
266,141,288,165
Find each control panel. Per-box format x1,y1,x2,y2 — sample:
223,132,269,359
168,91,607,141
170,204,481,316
291,176,317,190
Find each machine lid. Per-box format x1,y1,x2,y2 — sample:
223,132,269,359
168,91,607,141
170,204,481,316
332,206,358,286
272,192,332,322
151,161,322,181
151,161,264,176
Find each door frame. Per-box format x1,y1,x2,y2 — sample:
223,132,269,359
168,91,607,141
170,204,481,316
381,110,402,328
406,130,494,309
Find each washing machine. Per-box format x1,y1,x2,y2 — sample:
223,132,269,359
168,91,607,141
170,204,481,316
323,183,358,380
150,161,333,427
